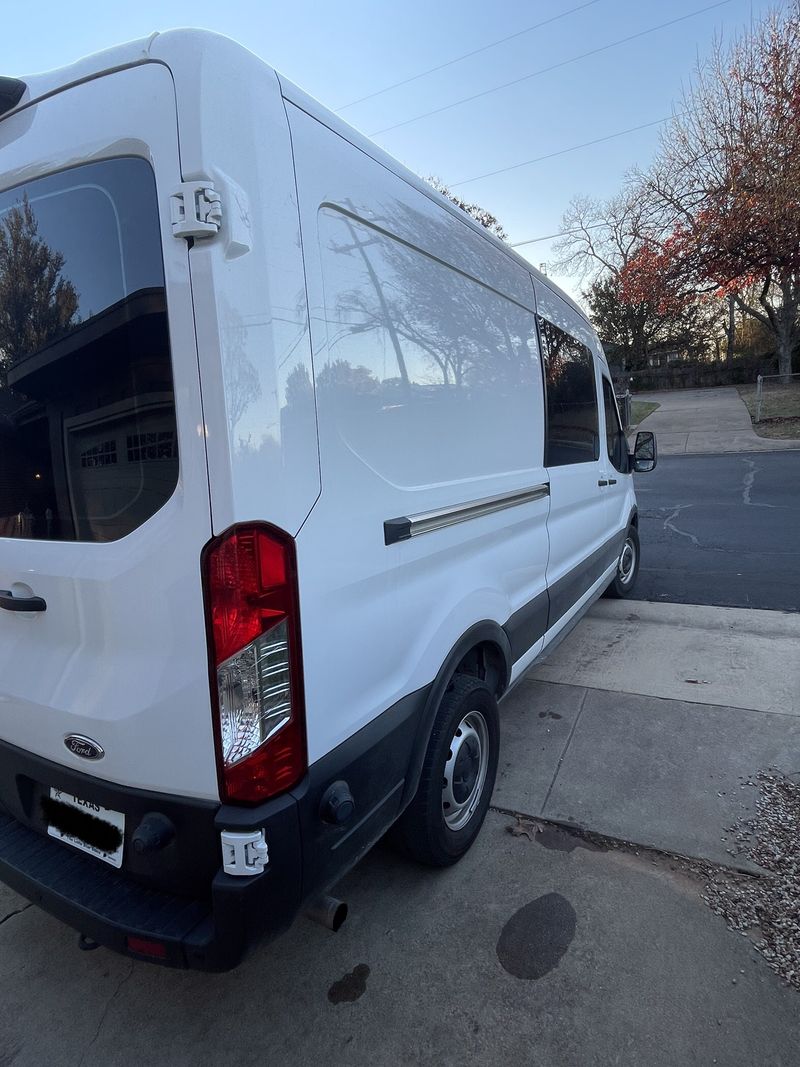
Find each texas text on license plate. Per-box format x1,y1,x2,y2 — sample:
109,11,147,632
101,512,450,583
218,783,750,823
46,788,125,869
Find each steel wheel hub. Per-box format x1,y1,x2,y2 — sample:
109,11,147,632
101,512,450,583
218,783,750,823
442,709,489,831
618,538,636,584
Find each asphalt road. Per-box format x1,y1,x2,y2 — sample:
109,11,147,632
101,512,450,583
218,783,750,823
634,450,800,611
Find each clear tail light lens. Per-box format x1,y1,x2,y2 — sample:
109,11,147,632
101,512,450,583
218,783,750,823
202,524,306,804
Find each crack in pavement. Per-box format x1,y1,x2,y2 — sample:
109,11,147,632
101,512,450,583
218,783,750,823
0,904,32,927
742,458,758,506
663,504,700,546
77,962,135,1067
540,688,590,815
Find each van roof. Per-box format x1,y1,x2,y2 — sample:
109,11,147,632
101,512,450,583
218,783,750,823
11,27,593,331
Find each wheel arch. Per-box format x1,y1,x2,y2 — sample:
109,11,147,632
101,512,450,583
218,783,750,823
399,621,511,810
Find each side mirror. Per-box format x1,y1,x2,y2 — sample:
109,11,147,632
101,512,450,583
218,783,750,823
631,431,657,473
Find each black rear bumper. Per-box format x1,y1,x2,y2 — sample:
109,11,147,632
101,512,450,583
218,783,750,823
0,811,211,966
0,739,302,971
0,684,431,970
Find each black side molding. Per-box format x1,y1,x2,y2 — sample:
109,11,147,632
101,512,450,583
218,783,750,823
383,517,412,545
0,78,26,117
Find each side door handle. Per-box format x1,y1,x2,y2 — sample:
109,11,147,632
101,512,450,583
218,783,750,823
0,590,47,613
597,479,609,487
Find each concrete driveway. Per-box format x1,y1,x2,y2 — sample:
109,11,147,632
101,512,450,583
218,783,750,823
633,386,800,454
2,802,799,1067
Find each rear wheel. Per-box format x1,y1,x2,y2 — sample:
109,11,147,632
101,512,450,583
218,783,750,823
394,675,499,867
603,525,640,599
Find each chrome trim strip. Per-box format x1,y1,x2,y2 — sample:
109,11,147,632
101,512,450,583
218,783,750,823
384,484,550,545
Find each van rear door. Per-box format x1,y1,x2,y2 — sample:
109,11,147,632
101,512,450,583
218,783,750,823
0,64,218,799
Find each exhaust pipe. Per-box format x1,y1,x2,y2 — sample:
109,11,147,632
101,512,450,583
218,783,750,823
305,894,348,932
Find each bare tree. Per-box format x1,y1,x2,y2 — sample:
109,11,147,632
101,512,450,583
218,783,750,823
552,190,653,282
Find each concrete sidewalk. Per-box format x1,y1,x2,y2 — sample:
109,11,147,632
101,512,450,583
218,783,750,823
634,386,800,454
528,600,800,716
492,600,800,868
496,679,800,868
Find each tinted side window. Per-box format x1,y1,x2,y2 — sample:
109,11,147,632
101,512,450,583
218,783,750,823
0,158,177,543
602,377,628,473
538,316,599,467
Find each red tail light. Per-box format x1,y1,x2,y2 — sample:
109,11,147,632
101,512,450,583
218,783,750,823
202,523,306,804
126,936,168,960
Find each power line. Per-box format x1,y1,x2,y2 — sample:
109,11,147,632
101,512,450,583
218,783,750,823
335,0,603,112
451,115,672,188
368,0,732,138
510,223,607,249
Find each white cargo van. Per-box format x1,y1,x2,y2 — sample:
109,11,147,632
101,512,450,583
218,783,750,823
0,31,657,970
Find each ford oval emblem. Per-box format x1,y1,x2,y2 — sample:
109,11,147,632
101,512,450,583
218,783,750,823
64,735,105,761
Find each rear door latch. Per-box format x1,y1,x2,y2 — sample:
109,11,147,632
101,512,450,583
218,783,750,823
170,181,222,239
220,829,269,877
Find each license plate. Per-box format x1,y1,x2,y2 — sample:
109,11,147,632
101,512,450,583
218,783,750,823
46,788,125,869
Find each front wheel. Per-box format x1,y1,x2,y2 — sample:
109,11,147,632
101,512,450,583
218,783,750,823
393,675,499,867
603,525,640,598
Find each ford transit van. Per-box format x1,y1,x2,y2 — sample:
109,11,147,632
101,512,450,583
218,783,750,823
0,31,656,970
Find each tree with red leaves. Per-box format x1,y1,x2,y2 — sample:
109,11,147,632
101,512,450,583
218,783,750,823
554,191,714,369
640,2,800,378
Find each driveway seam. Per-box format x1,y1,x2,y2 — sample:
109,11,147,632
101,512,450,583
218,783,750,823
523,676,800,719
539,686,590,815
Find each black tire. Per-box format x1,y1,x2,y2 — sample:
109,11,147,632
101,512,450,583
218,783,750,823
603,525,640,599
393,674,499,867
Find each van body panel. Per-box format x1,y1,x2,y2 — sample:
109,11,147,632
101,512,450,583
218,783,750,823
151,32,321,537
0,64,219,799
278,75,600,326
10,36,159,112
286,102,550,764
511,555,618,685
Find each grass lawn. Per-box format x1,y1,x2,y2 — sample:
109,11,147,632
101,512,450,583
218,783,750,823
737,383,800,439
630,400,659,427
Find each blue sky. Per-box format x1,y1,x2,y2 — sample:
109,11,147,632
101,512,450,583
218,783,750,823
3,0,778,301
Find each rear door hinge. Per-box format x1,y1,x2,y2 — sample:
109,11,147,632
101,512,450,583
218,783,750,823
220,829,269,877
170,181,222,240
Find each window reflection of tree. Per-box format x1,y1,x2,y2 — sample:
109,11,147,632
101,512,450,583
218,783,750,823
0,172,179,542
218,294,262,443
539,315,599,464
0,197,80,537
321,204,536,402
0,196,79,382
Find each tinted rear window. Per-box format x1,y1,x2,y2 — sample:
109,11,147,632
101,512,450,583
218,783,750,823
0,158,178,542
